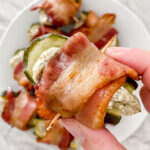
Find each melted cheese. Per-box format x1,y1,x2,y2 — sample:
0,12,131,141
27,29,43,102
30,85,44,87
108,86,141,115
32,47,60,83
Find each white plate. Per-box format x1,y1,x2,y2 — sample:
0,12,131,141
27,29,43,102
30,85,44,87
0,0,150,149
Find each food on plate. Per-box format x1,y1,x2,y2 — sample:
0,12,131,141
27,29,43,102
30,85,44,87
1,87,37,130
71,12,118,49
73,11,89,29
0,0,142,149
24,34,67,83
9,49,33,90
28,23,65,41
31,0,82,27
25,32,140,129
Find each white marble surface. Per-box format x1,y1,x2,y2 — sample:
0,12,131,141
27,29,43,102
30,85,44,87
0,0,150,149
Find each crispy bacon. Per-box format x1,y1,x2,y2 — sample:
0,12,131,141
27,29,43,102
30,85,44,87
31,0,81,27
95,28,118,49
36,33,138,120
10,92,37,130
2,87,15,123
2,89,37,130
76,76,126,129
31,25,64,41
36,95,56,120
70,14,117,49
38,120,72,150
14,61,33,90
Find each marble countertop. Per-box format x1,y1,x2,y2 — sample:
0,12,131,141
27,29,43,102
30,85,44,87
0,0,150,149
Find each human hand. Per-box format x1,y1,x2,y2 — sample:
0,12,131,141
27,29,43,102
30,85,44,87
62,119,126,150
106,47,150,112
62,48,150,150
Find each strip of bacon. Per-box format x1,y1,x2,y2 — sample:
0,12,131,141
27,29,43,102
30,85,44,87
36,89,56,120
38,120,72,150
36,32,138,119
31,0,81,27
88,14,116,43
2,87,15,123
31,25,64,41
95,28,118,49
10,92,37,130
14,61,33,90
76,76,126,129
70,14,117,49
2,89,37,130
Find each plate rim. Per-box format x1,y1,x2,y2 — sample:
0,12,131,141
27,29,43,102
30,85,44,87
0,0,149,144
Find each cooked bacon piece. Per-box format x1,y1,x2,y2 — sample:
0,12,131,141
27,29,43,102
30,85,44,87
14,61,33,90
95,28,118,49
31,0,81,27
36,94,56,120
76,76,126,129
36,33,138,119
87,14,116,43
2,89,37,130
38,120,72,150
70,14,117,49
85,11,99,28
10,92,37,130
31,25,64,41
2,87,15,123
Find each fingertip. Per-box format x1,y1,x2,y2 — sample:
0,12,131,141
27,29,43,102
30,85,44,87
61,119,85,143
106,47,120,56
106,47,130,54
105,47,131,61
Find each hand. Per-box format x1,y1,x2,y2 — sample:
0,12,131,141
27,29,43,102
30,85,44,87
62,47,150,150
62,119,126,150
106,47,150,112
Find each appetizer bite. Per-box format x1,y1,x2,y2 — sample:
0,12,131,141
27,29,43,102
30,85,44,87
23,32,140,130
71,12,118,49
2,87,37,130
31,0,81,27
0,0,141,150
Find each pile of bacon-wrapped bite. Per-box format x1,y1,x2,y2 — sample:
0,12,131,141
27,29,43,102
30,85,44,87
0,0,141,150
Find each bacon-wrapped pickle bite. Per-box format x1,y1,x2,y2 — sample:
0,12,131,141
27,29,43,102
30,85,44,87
71,12,118,49
23,32,140,129
31,0,82,27
2,87,37,130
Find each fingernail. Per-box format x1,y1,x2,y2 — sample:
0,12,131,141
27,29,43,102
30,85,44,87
61,119,85,144
106,47,121,53
107,47,132,53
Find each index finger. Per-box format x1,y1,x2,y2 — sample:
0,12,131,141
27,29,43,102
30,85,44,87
106,47,150,90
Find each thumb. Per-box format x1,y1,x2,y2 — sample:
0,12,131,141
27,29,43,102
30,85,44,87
106,47,150,112
61,119,126,150
106,47,150,89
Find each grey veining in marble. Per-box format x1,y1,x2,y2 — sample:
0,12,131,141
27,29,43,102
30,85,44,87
0,0,150,150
